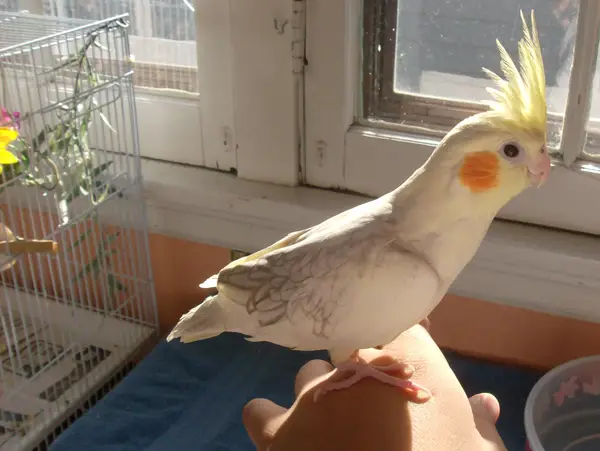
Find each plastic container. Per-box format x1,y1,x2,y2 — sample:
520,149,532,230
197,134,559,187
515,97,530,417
525,355,600,451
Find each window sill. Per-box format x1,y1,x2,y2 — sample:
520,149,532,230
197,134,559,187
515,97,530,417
313,126,600,236
143,159,600,325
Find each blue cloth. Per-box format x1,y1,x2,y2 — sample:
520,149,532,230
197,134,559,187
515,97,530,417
50,333,542,451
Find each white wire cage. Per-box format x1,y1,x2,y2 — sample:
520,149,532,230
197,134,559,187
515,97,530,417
0,12,159,451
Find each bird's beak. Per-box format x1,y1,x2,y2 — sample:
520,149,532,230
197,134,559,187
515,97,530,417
527,149,551,188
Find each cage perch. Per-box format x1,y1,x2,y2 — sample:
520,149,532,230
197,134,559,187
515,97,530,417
0,222,57,255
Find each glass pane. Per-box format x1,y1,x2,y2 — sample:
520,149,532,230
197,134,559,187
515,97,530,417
395,0,577,117
583,48,600,161
150,0,196,41
60,0,134,28
0,0,20,12
5,0,198,92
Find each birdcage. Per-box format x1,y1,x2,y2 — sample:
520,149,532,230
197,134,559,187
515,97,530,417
0,11,159,451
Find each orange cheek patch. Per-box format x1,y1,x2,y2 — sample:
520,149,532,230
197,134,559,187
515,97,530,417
459,151,500,193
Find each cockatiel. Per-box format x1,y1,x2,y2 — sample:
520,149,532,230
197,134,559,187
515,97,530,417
168,11,549,403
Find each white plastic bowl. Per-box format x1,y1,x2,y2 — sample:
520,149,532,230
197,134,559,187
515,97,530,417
525,355,600,451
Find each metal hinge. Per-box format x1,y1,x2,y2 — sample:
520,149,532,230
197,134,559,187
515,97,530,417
291,0,306,74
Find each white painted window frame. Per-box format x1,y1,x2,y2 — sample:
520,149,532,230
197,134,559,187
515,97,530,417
304,0,600,237
101,0,204,168
11,0,302,178
142,0,600,326
9,0,205,166
195,0,302,183
8,0,600,324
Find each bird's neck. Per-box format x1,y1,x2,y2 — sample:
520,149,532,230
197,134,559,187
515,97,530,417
389,162,496,228
385,159,497,283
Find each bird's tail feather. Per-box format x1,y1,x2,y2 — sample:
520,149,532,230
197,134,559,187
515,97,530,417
166,294,227,343
199,273,218,289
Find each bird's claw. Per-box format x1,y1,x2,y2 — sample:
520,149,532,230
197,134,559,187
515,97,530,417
313,360,432,403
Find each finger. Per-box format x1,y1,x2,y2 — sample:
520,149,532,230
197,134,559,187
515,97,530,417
242,398,286,450
470,393,507,449
294,359,334,397
470,393,500,425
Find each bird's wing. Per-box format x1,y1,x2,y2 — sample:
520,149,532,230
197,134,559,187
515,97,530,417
215,198,441,345
199,228,310,289
201,195,387,289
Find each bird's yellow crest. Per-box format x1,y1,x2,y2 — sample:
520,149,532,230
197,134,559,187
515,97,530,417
481,10,546,138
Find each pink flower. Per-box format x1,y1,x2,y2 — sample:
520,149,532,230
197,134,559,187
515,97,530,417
0,108,20,131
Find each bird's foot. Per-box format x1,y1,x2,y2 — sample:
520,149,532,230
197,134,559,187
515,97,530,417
313,359,432,403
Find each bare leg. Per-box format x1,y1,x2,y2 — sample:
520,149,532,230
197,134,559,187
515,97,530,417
313,351,432,403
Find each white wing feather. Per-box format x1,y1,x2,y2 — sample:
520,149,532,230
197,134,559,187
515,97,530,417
210,197,442,351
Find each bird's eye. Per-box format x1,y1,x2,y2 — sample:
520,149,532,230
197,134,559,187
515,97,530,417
502,143,520,159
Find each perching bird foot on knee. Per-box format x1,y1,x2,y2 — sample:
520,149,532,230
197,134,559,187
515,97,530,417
313,358,432,403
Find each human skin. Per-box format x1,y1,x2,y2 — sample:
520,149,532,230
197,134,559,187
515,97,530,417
242,323,508,451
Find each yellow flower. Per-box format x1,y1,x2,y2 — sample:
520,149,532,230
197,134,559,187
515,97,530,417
0,127,19,173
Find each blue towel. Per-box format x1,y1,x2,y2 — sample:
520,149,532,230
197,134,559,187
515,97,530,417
50,332,542,451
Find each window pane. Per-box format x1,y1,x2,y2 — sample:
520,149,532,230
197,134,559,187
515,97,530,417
583,46,600,161
150,0,195,41
2,0,198,93
0,0,20,12
395,0,576,116
54,0,133,25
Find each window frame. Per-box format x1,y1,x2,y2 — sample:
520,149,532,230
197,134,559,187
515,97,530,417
3,0,600,323
3,0,205,166
8,0,303,179
5,0,600,323
103,3,205,168
304,0,600,236
195,0,301,183
362,0,568,141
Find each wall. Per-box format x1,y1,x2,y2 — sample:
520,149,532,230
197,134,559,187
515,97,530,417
148,233,230,333
150,233,600,370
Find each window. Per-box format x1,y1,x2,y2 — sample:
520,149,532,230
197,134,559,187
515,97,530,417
305,0,600,236
3,0,600,317
46,0,198,92
1,0,202,165
5,0,600,237
9,0,198,92
363,0,572,148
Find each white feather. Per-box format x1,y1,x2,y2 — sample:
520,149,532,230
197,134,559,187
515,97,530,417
199,274,218,289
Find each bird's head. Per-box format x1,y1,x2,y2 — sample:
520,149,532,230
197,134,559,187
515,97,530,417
426,11,550,214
